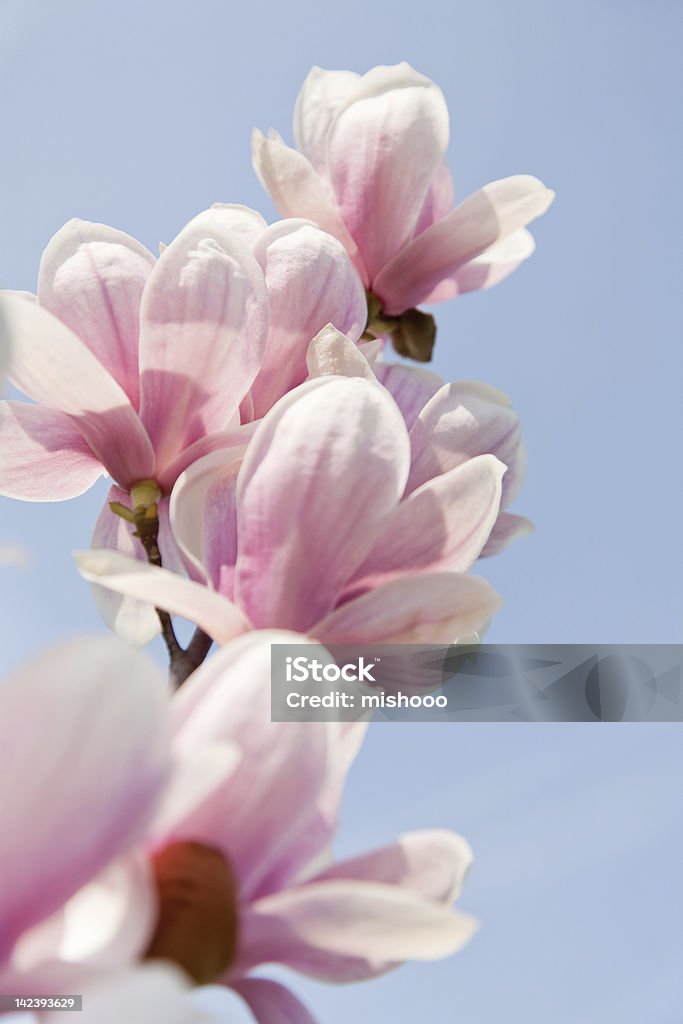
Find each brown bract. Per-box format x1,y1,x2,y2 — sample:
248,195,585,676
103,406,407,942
363,291,436,362
389,308,437,362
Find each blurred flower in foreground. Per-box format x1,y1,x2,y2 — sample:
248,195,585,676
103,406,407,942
0,637,205,1021
36,633,476,1023
77,376,503,646
253,62,554,360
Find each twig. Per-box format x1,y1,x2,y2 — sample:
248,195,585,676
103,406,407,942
111,482,214,688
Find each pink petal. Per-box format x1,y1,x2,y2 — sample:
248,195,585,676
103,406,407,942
313,829,472,903
325,63,449,282
0,402,103,500
422,227,536,303
209,203,268,247
480,511,534,557
252,129,363,276
163,632,332,901
156,421,257,493
1,293,155,487
281,829,474,973
74,550,250,645
37,219,155,408
232,977,318,1024
357,338,383,364
373,362,443,429
46,963,197,1024
293,66,360,170
407,380,524,505
414,159,455,235
315,572,502,644
150,744,241,846
305,324,376,381
235,378,410,631
17,854,156,970
374,175,555,313
235,879,477,982
137,209,270,472
0,637,170,960
248,718,369,900
170,448,244,592
355,454,505,582
249,220,367,417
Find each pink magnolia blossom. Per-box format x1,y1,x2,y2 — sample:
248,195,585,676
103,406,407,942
253,62,554,358
43,632,477,1024
0,207,364,644
0,214,264,502
0,206,363,504
0,636,206,1022
76,375,504,646
307,326,531,557
226,207,366,419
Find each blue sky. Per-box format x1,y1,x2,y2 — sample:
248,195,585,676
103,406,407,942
1,1,681,1021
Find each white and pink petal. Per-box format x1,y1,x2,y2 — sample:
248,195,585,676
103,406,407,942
38,219,155,408
316,572,501,645
355,454,505,582
375,175,554,313
235,377,410,632
252,130,362,276
325,62,449,282
0,402,103,501
407,380,524,504
235,879,476,983
137,210,270,472
0,637,170,960
0,293,155,487
74,551,250,645
249,220,366,417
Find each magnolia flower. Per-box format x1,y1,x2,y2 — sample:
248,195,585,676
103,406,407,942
226,207,366,419
0,207,364,643
253,62,554,359
0,213,262,503
42,632,477,1024
0,636,206,1022
0,206,363,504
307,326,531,556
76,375,504,646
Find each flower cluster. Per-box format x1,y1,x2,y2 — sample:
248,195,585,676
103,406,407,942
0,63,553,1022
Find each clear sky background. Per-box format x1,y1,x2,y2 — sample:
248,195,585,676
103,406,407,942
1,1,681,1022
